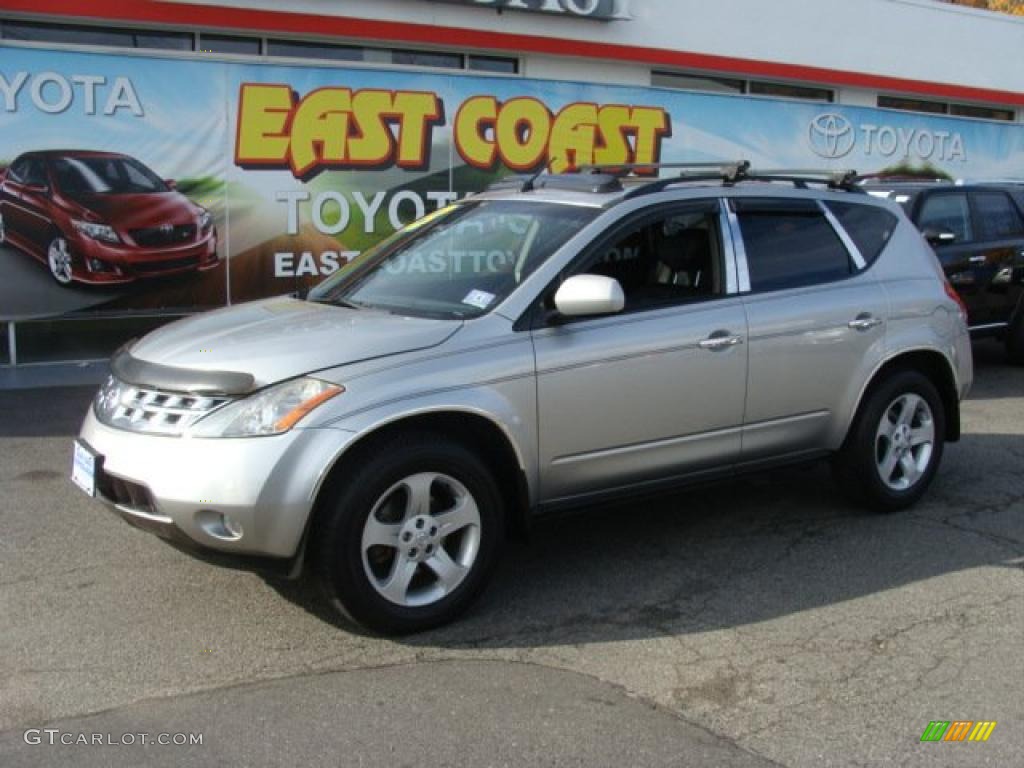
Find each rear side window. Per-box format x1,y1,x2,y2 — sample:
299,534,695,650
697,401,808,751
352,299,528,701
973,191,1024,241
735,202,852,292
918,192,973,242
825,201,898,266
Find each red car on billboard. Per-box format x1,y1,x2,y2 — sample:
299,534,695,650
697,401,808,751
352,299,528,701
0,150,218,286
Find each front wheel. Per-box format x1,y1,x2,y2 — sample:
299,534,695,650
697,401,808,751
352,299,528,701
47,234,75,286
313,433,505,634
833,371,945,512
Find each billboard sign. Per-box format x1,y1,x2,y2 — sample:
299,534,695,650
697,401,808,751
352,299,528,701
1,44,1021,321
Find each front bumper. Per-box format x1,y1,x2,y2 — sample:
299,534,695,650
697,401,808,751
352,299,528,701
72,229,218,283
79,407,356,561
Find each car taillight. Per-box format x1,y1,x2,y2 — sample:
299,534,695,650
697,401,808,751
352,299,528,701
944,281,968,322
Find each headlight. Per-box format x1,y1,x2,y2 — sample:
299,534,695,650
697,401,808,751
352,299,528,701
72,218,120,244
198,209,213,232
190,378,343,438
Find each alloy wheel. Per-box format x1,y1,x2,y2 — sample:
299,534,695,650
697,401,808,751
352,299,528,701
361,472,482,608
874,393,935,491
48,237,74,284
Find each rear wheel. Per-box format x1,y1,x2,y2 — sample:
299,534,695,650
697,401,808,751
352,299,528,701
47,234,74,286
313,433,504,634
833,370,945,512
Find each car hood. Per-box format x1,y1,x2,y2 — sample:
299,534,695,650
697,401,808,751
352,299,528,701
127,298,463,389
69,191,198,229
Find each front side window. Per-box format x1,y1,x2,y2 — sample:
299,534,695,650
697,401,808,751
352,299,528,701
310,201,598,319
53,156,168,196
736,200,852,292
578,205,725,313
973,191,1024,241
918,192,973,242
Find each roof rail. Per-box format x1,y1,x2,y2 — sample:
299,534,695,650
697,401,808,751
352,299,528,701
486,172,624,194
607,161,862,200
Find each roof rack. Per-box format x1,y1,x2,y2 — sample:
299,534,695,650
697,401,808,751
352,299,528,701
580,161,864,200
486,171,623,194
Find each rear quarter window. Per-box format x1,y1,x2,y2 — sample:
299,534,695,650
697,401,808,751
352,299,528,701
825,201,899,267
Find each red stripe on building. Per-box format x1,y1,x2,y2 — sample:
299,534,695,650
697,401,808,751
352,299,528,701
2,0,1023,107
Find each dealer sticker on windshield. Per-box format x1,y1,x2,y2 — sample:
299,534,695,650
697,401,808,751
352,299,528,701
462,289,496,310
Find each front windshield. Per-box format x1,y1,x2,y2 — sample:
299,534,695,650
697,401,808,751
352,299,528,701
309,201,598,319
52,156,168,196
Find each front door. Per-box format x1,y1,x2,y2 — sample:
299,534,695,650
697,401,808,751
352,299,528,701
532,200,748,503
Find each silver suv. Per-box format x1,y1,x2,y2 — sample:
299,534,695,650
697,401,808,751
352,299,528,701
74,164,973,634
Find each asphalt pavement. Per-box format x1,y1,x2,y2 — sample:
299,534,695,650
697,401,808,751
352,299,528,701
0,340,1021,767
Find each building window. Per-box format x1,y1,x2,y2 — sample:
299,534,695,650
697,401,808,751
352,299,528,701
949,103,1015,122
748,81,833,103
652,70,744,95
878,95,948,115
467,55,519,74
390,49,464,69
266,39,365,62
199,34,261,56
653,71,833,102
879,95,1015,122
1,20,193,50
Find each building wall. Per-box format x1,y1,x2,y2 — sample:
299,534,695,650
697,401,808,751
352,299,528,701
158,0,1024,101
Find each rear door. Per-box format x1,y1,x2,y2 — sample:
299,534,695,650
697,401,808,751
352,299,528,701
966,189,1024,327
915,188,1023,329
731,196,892,461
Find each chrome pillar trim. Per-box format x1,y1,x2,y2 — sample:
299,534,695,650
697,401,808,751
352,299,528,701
722,198,751,293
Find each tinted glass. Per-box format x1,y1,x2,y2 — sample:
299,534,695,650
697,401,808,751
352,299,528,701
825,201,899,266
2,21,192,50
878,95,947,115
651,71,744,95
738,211,852,291
267,40,364,62
748,81,833,102
586,209,723,311
392,50,463,69
310,202,598,319
467,56,518,74
53,156,167,195
200,35,261,55
22,158,48,187
918,193,973,242
973,192,1024,240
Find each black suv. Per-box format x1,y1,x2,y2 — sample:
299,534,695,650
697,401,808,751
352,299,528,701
861,180,1024,362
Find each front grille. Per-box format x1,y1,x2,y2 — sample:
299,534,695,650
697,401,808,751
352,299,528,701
97,473,157,515
131,223,197,247
95,377,231,435
133,256,200,274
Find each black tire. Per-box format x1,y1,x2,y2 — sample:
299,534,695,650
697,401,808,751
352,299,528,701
833,370,946,513
312,432,505,635
1007,310,1024,365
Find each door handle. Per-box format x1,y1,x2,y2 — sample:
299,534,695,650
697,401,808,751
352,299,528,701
968,255,987,264
698,333,743,351
848,314,883,332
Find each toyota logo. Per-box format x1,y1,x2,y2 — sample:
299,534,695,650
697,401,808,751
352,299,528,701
808,113,855,159
159,223,174,235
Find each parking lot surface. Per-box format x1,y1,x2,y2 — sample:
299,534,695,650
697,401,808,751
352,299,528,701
1,341,1021,767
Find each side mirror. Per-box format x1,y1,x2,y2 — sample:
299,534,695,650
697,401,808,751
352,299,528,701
165,178,178,190
922,227,956,246
553,274,625,318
